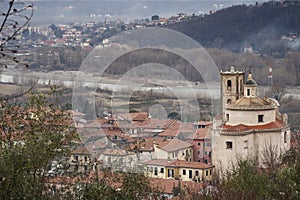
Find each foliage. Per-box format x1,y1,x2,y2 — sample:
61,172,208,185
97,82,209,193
0,90,77,199
80,171,162,200
185,144,300,200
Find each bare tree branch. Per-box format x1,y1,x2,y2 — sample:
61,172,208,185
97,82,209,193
0,0,33,66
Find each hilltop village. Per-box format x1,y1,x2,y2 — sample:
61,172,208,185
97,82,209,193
45,67,290,198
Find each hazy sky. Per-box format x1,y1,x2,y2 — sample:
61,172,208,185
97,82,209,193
21,0,269,25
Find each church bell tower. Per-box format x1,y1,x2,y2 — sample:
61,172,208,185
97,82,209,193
220,66,244,120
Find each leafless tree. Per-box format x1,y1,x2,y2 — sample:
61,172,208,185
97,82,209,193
269,85,286,102
0,0,33,67
261,141,281,172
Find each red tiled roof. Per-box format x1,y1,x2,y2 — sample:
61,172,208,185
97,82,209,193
101,149,134,156
156,138,192,152
117,112,149,122
68,110,86,117
127,137,165,152
150,178,204,194
222,119,286,132
194,127,211,140
144,159,214,169
193,121,212,126
72,146,90,155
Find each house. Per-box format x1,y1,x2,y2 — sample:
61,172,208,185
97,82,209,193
153,138,193,161
69,146,92,173
144,159,214,182
99,149,139,172
126,137,165,162
190,121,212,164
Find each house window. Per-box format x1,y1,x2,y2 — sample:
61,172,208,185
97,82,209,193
154,167,158,175
258,115,264,123
198,142,201,146
227,99,232,104
84,165,88,171
205,151,208,155
204,159,208,164
206,170,208,176
198,151,200,155
183,169,186,175
210,170,212,175
227,80,232,90
244,140,248,149
189,170,192,178
160,168,164,173
240,80,243,92
149,167,153,172
168,169,174,178
195,170,199,176
284,132,287,143
75,155,78,161
247,89,250,96
226,141,233,149
84,156,88,162
205,142,211,147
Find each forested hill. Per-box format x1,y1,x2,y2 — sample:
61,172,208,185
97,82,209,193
168,1,300,53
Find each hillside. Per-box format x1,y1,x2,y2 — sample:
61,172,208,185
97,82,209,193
168,1,300,54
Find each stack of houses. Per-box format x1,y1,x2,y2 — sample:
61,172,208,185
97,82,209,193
68,66,291,195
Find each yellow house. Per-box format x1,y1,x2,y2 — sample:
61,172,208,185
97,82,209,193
144,159,214,182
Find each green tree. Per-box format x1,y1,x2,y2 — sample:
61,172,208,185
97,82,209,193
0,90,77,199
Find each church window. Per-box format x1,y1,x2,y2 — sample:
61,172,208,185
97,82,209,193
247,89,250,96
227,80,232,90
258,115,264,123
226,141,233,149
284,132,287,143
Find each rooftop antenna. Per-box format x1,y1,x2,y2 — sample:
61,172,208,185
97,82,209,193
267,62,273,87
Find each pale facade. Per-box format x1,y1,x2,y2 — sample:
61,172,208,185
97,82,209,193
153,139,193,162
220,66,244,119
69,146,92,173
99,149,138,172
212,68,290,171
144,159,214,182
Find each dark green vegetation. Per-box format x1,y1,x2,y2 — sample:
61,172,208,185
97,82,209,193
173,142,300,200
0,90,77,199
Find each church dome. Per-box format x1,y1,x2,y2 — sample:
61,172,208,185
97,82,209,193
244,72,257,85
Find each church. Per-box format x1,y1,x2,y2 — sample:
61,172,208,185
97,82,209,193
212,66,290,171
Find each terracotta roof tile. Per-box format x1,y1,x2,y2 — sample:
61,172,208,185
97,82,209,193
222,119,286,132
150,178,204,194
144,159,214,169
156,138,192,152
72,146,90,155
